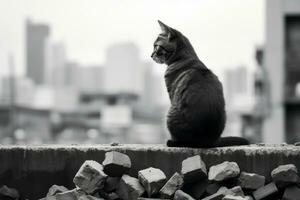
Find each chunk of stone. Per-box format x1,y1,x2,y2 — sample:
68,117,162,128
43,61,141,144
116,174,145,200
0,185,20,199
102,151,131,177
217,187,234,196
47,185,68,196
181,155,207,184
271,164,300,188
52,189,85,200
238,172,265,190
252,182,278,200
138,167,166,197
244,196,254,200
229,186,245,197
73,160,107,194
104,177,120,192
208,161,240,182
182,179,209,199
173,190,195,200
159,172,184,198
282,185,300,200
222,195,247,200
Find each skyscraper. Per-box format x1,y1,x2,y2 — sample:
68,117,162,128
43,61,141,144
26,19,50,85
104,42,143,95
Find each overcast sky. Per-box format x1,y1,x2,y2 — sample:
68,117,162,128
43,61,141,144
0,0,264,77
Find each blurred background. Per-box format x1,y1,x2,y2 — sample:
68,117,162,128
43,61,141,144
0,0,299,145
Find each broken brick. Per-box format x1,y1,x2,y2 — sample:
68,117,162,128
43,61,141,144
116,174,145,200
229,186,245,197
102,151,131,177
222,195,247,200
73,160,107,194
159,172,183,199
173,190,195,200
252,182,279,200
0,185,20,199
138,167,166,197
52,189,85,200
208,161,240,182
201,191,226,200
282,185,300,200
181,155,207,184
238,172,265,190
47,185,68,196
271,164,300,188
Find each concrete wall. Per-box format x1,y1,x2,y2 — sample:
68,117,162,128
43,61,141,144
1,144,300,199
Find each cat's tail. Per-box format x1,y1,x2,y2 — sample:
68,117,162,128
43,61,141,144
213,136,250,147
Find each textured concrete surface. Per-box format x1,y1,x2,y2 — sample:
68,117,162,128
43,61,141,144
0,144,300,199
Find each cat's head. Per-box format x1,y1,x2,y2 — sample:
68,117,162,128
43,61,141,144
151,20,194,65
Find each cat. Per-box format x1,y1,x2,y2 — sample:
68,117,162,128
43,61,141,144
151,20,249,148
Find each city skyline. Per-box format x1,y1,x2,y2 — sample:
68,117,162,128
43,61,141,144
0,0,264,78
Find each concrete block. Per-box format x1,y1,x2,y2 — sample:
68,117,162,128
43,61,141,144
116,174,145,200
0,185,20,199
208,161,240,182
104,177,120,192
138,167,166,197
73,160,107,194
252,182,278,200
271,164,300,188
282,185,300,200
222,195,247,200
181,155,207,184
47,185,68,196
238,172,265,190
102,151,131,177
173,190,195,200
159,172,183,199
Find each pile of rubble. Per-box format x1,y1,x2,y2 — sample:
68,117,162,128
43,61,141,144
37,151,300,200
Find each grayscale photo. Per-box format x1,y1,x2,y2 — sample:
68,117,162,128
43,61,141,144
0,0,300,199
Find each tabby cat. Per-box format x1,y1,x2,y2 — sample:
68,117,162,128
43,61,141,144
151,21,249,148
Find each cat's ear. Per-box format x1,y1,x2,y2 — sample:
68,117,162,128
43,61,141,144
158,20,174,40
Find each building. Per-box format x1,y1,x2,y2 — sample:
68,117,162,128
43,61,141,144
0,76,35,106
224,66,250,110
104,43,144,95
25,19,50,85
264,0,300,143
223,66,255,139
77,66,104,93
45,42,67,86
